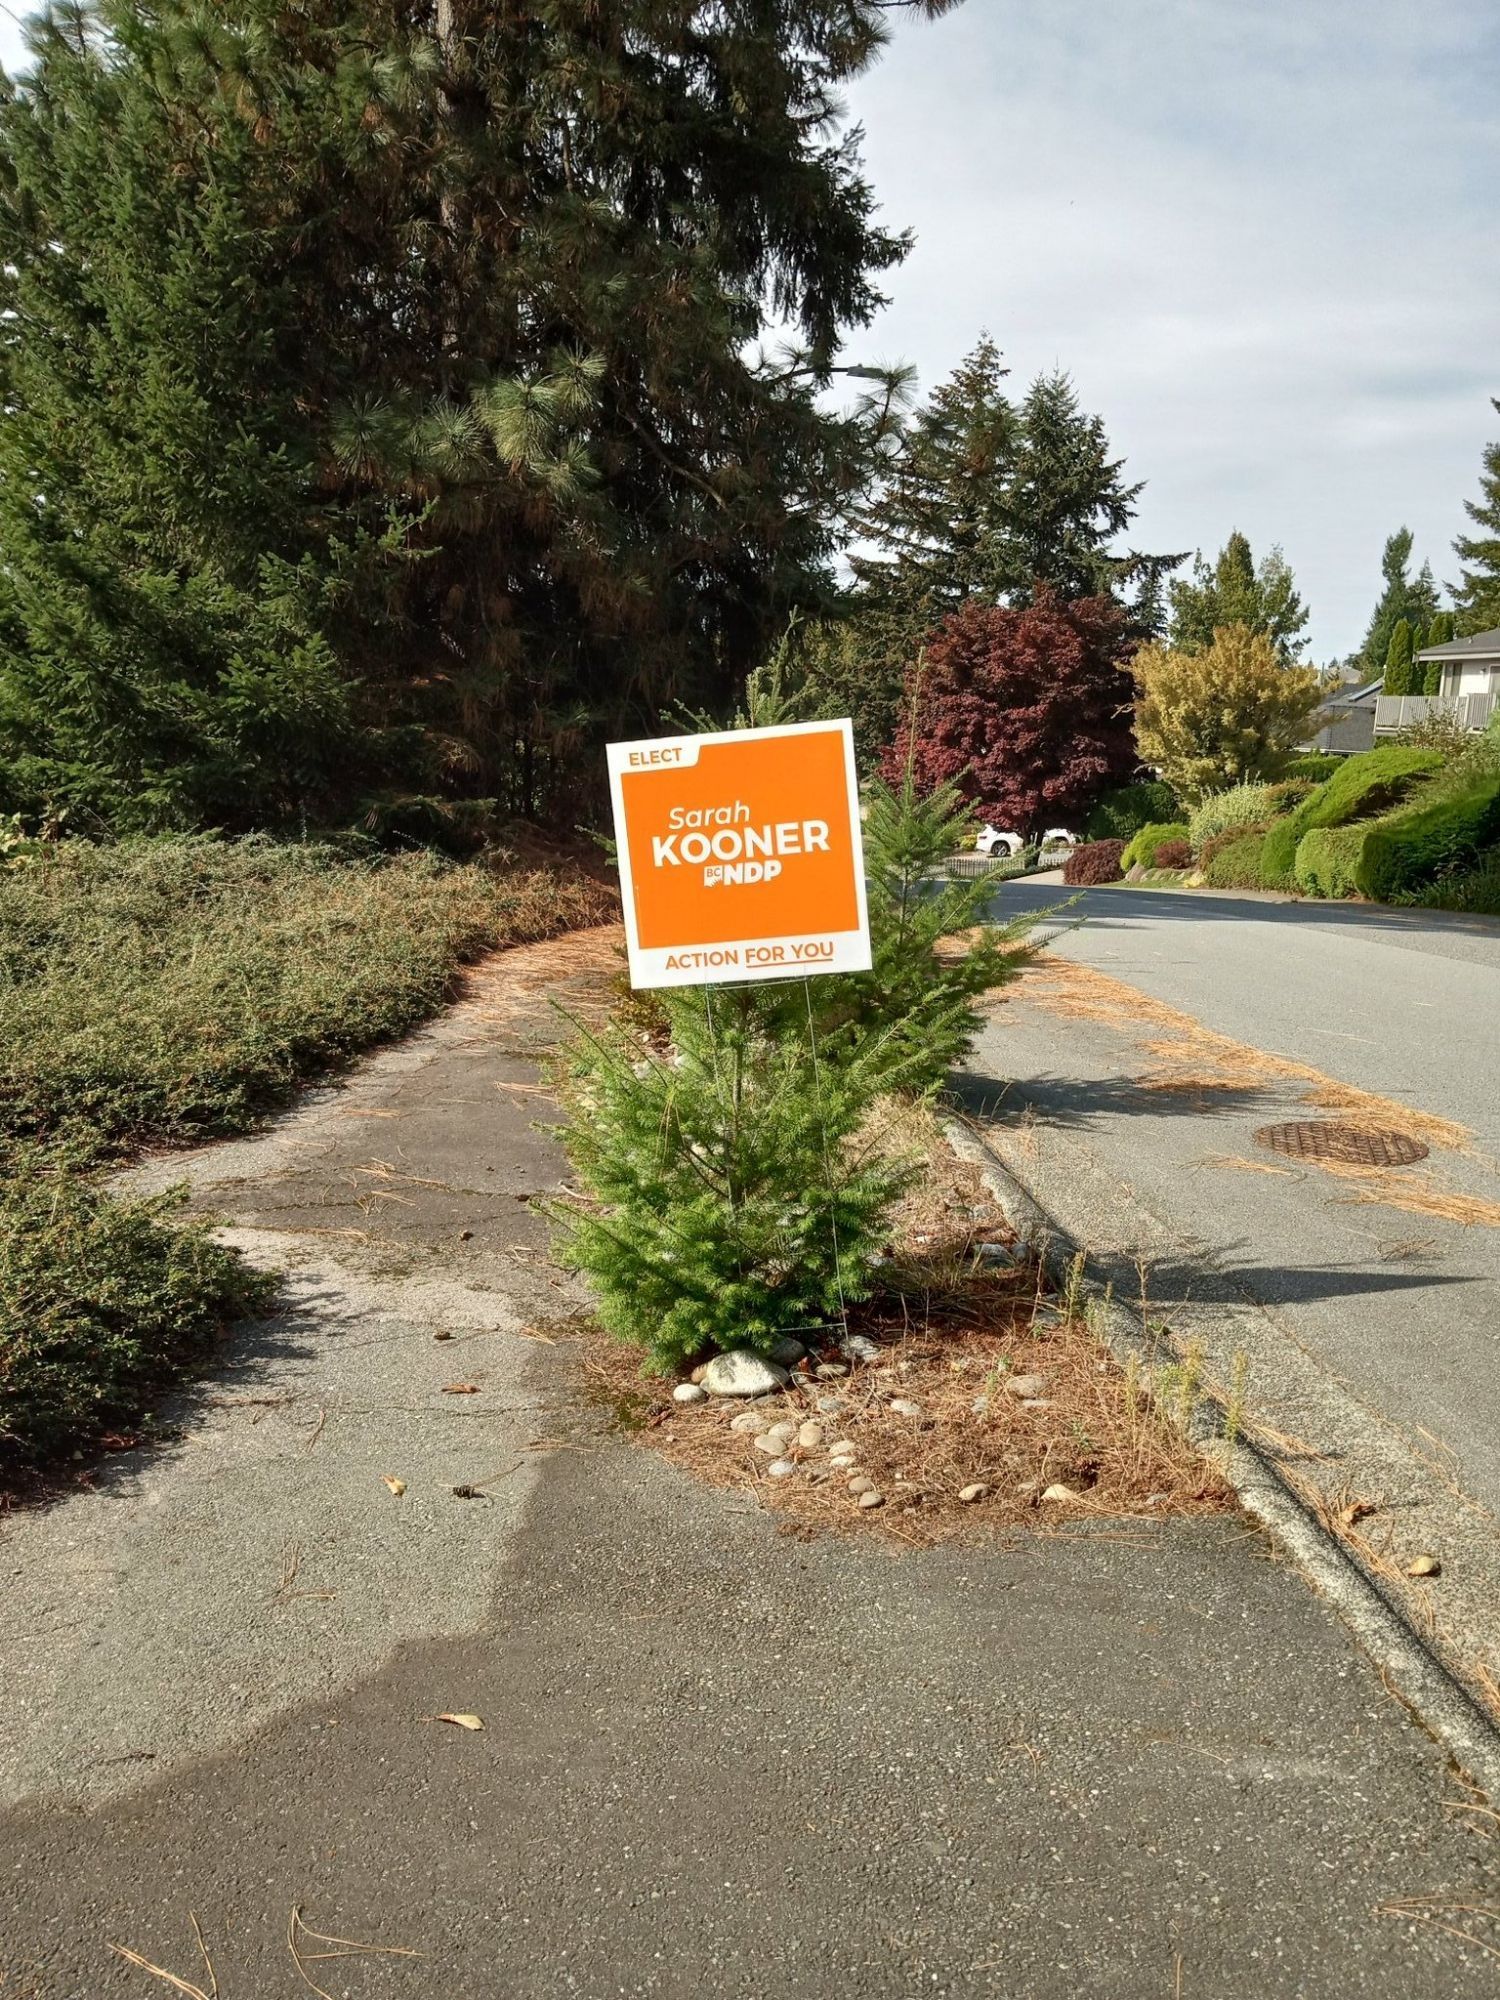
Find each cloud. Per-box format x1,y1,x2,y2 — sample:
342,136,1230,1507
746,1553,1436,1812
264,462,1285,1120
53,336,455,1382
847,0,1500,655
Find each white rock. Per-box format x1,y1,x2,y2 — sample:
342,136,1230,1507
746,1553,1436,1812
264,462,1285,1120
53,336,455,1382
841,1334,881,1364
1006,1373,1050,1400
1021,1397,1052,1410
702,1350,791,1398
729,1410,770,1435
1041,1483,1081,1503
958,1483,987,1504
857,1490,885,1510
848,1475,876,1496
826,1440,857,1458
815,1362,849,1380
753,1433,783,1457
797,1421,824,1451
672,1383,708,1405
889,1397,922,1418
766,1420,798,1444
765,1458,798,1479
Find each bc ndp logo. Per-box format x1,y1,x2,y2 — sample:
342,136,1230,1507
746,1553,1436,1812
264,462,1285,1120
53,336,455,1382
651,803,831,887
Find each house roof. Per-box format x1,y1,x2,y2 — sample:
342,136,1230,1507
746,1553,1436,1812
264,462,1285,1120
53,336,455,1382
1327,676,1383,709
1415,626,1500,662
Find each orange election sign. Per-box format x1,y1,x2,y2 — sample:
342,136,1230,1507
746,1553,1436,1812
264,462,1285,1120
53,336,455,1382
606,720,871,989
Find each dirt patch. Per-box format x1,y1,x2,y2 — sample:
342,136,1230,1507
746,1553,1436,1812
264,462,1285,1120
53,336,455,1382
575,1105,1229,1546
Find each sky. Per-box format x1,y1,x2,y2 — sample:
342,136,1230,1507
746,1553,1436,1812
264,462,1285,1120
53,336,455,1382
845,0,1499,660
0,3,1493,661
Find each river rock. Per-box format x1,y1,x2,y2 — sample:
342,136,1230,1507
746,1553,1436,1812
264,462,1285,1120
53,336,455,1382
888,1397,922,1418
848,1474,875,1495
752,1433,783,1457
768,1337,807,1368
958,1483,987,1504
765,1458,797,1479
840,1334,881,1365
702,1350,790,1398
672,1383,708,1405
1006,1373,1050,1400
857,1490,885,1510
729,1409,770,1435
796,1421,824,1451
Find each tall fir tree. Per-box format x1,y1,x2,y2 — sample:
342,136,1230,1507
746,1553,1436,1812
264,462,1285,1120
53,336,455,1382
1452,401,1500,637
1359,527,1442,671
1167,530,1309,661
0,0,957,834
828,339,1180,766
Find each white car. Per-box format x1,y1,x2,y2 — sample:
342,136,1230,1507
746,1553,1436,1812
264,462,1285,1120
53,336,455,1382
975,824,1023,858
1038,828,1077,855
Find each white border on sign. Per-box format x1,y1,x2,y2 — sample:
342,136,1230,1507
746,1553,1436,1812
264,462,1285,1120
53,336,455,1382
606,718,871,990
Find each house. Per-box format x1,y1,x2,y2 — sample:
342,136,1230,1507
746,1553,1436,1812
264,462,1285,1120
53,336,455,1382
1302,675,1381,755
1374,627,1500,737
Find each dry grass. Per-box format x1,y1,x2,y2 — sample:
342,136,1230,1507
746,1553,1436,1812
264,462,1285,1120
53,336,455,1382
578,1105,1228,1547
1023,957,1472,1153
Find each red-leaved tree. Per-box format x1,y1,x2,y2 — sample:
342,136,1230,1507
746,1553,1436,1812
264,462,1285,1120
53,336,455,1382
883,592,1139,832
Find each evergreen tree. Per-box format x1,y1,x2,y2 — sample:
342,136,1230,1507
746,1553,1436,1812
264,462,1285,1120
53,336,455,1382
832,340,1179,764
1359,528,1441,671
1452,402,1500,637
1382,619,1415,696
0,0,956,834
1167,530,1310,661
1421,610,1456,695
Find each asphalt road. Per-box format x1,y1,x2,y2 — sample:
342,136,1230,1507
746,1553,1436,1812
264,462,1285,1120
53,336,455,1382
970,878,1500,1520
4,925,1497,1997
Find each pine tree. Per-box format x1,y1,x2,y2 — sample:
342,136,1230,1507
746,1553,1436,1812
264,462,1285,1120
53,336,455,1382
1383,619,1415,696
1452,402,1500,637
1360,529,1442,671
1167,531,1310,661
0,0,954,834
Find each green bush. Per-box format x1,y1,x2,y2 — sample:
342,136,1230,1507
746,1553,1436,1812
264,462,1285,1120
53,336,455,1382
1,1156,278,1481
1294,825,1366,899
0,836,614,1162
1280,754,1341,783
1354,778,1500,903
1121,821,1192,869
1260,746,1444,888
554,768,1036,1372
1187,783,1277,852
1082,781,1180,842
1203,830,1270,889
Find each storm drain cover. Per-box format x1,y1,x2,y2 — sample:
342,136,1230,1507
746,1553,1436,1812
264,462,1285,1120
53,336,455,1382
1252,1120,1428,1168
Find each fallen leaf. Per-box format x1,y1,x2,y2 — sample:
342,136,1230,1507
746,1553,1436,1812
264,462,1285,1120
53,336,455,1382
442,1382,480,1396
1405,1553,1442,1578
433,1330,454,1342
382,1475,407,1497
436,1712,485,1731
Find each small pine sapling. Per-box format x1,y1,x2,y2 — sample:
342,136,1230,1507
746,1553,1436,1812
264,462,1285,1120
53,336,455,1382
553,986,919,1372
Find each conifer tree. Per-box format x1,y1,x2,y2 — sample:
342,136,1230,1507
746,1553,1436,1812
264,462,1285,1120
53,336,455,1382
1167,530,1310,661
1452,402,1500,637
1383,619,1415,696
0,0,956,833
1421,610,1456,695
1359,528,1441,671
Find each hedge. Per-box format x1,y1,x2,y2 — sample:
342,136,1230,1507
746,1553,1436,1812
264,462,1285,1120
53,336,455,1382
1260,746,1444,888
1294,824,1367,899
1280,754,1341,783
1122,821,1191,869
1204,830,1271,889
1083,782,1180,842
1354,777,1500,903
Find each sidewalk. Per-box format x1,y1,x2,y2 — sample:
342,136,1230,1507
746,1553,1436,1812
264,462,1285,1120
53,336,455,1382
2,929,1496,1998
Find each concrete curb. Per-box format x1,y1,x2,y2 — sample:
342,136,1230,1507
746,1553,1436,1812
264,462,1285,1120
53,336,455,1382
944,1115,1500,1800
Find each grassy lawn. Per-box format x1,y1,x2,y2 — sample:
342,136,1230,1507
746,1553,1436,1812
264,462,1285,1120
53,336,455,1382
1,836,614,1486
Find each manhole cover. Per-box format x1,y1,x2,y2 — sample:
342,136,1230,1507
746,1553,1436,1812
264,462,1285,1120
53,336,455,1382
1252,1120,1428,1168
